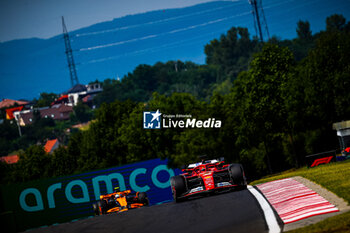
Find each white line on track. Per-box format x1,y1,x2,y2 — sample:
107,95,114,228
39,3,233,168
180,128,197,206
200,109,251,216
248,185,281,233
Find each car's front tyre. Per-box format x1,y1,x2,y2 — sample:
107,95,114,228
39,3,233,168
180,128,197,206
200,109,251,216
229,163,247,190
138,192,149,206
170,175,187,202
92,202,100,215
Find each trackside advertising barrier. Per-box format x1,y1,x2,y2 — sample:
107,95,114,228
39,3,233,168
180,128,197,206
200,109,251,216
305,150,337,168
0,158,181,232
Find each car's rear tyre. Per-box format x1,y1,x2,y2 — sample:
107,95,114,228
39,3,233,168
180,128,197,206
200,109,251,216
99,199,107,214
170,175,186,202
229,163,247,189
92,202,100,215
138,192,149,206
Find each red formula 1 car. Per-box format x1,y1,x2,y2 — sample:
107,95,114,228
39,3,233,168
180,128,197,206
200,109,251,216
170,159,247,202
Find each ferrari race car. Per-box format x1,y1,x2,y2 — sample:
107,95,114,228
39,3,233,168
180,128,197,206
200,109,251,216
170,159,247,202
92,188,149,215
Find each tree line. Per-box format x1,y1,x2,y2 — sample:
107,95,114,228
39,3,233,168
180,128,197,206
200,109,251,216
1,14,350,184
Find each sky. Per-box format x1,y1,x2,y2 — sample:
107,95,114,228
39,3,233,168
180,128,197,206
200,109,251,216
0,0,226,42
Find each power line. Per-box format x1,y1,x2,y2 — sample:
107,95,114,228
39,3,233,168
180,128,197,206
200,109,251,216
82,28,225,64
76,0,293,52
77,11,251,52
76,0,298,63
74,0,338,64
74,2,248,38
76,0,309,52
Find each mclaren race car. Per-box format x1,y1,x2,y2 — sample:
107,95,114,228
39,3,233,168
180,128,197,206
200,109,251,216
170,159,247,202
92,187,149,215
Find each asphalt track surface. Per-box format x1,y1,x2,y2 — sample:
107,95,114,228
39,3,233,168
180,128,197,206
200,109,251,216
30,188,282,233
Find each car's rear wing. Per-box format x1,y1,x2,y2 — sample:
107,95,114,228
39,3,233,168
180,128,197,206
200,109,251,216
186,158,225,169
187,159,219,168
99,190,132,199
183,157,225,170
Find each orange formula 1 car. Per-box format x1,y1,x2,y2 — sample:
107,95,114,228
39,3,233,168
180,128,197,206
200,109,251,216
92,188,149,215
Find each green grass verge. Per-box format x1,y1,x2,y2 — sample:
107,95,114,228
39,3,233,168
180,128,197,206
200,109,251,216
250,159,350,233
286,211,350,233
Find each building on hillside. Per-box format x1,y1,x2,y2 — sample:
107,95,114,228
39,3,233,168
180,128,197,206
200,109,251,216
14,104,73,126
50,95,69,106
0,99,30,109
0,99,32,120
5,106,24,120
59,83,102,108
44,139,59,154
50,83,103,108
0,155,19,164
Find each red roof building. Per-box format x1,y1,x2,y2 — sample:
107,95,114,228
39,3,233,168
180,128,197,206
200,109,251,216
0,99,29,109
0,155,19,164
44,139,59,154
5,106,24,120
17,104,73,126
51,95,69,106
